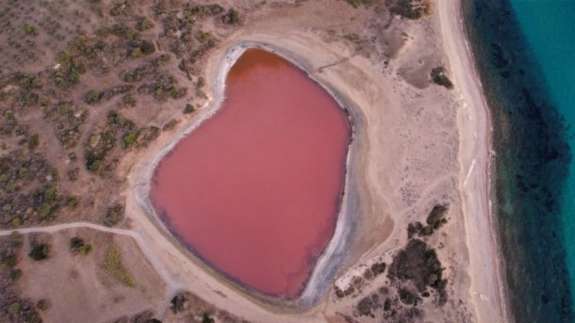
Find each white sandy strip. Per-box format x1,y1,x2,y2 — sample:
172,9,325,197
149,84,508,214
438,1,510,322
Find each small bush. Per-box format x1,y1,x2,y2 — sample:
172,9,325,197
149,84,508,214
121,130,140,149
103,203,125,227
28,242,50,261
36,299,50,311
23,24,38,36
202,313,215,323
221,9,240,25
28,134,39,150
135,17,154,31
426,204,449,230
430,67,454,89
70,237,92,255
170,293,188,313
84,90,103,105
1,254,17,267
9,268,22,281
52,51,86,89
128,40,155,58
387,0,431,19
183,104,195,114
162,119,179,131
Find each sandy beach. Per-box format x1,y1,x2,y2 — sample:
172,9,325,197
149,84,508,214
438,1,510,322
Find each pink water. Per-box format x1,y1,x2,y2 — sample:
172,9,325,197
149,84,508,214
151,49,351,298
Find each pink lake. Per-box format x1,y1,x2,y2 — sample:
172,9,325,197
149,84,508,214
151,49,351,298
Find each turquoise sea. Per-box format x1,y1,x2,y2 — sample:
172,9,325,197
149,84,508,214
464,0,574,321
510,0,575,304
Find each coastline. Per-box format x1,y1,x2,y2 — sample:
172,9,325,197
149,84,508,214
461,0,573,322
438,1,510,322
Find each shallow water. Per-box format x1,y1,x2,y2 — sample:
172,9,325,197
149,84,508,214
151,49,351,298
464,0,573,321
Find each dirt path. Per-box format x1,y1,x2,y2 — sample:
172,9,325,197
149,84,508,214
0,222,180,297
438,1,509,322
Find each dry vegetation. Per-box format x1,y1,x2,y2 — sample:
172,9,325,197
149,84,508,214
102,244,135,287
0,0,467,322
332,204,452,322
0,0,243,230
0,0,246,321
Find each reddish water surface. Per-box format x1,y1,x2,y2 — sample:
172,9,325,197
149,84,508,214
151,49,351,298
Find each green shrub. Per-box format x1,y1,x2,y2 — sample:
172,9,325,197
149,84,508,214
221,8,240,25
36,299,50,311
430,67,454,89
52,51,86,88
387,0,431,20
9,268,22,281
1,254,17,267
183,104,195,114
33,185,61,221
121,130,140,149
28,134,39,150
202,313,215,323
103,204,124,226
135,17,154,31
70,237,93,255
84,90,103,105
28,242,50,261
23,24,38,36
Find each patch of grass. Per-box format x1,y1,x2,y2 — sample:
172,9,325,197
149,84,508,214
103,245,135,287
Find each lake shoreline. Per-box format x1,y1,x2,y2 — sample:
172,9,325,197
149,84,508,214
130,41,366,309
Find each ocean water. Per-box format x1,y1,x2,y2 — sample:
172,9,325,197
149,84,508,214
463,0,573,322
509,0,575,311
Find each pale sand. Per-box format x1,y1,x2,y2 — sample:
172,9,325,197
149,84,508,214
439,1,510,322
